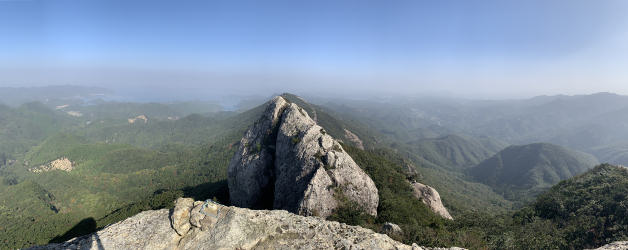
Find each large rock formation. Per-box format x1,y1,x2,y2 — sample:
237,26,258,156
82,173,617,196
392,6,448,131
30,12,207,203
411,182,453,220
30,198,463,250
228,96,379,217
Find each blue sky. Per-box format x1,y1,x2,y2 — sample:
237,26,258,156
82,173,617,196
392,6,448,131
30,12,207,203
1,0,628,98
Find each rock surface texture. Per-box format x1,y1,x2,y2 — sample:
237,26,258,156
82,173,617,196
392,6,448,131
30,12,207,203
228,96,379,217
30,198,464,250
170,198,194,235
411,182,453,220
591,242,628,250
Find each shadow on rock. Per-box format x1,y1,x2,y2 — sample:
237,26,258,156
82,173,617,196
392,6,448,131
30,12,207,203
48,217,104,249
182,179,230,205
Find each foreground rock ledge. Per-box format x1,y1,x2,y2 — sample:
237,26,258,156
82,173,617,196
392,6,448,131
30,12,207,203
29,198,465,250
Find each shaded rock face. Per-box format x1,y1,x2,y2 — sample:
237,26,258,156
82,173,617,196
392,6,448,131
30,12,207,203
228,96,288,209
229,96,378,217
31,199,452,250
29,209,181,250
411,182,453,220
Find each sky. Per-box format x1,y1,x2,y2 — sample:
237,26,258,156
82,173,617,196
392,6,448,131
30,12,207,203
1,0,628,99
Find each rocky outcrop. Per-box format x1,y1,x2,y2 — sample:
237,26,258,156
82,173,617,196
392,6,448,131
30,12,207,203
344,128,365,150
66,111,83,117
591,242,628,250
30,198,464,250
128,115,148,124
29,158,74,173
170,198,194,235
411,182,453,220
381,222,403,236
228,96,379,217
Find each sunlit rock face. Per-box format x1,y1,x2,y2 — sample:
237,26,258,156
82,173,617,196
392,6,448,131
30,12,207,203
411,181,453,220
228,96,378,217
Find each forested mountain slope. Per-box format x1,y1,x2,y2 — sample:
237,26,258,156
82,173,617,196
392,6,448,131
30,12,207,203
511,164,628,249
469,143,599,203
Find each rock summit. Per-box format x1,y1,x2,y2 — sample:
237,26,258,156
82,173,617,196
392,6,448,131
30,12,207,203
228,96,379,217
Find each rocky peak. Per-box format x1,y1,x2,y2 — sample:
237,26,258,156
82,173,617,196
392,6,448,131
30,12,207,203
228,96,379,217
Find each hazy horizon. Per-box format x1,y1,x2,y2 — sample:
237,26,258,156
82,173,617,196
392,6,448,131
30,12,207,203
2,0,628,99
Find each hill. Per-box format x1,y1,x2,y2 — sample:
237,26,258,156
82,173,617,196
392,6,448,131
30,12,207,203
0,106,243,248
591,144,628,166
511,164,628,249
0,132,234,248
0,102,76,161
469,143,599,202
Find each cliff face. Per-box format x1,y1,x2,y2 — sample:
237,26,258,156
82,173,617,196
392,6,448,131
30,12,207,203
31,198,434,250
228,96,379,217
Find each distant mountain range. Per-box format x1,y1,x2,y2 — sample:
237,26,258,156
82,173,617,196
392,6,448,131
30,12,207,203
323,92,628,166
0,85,111,107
